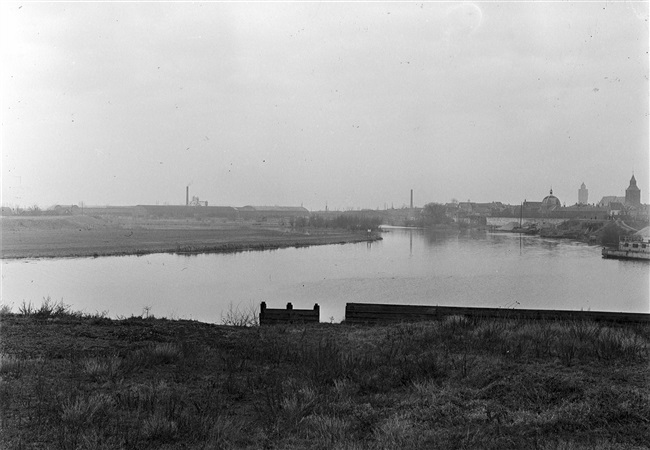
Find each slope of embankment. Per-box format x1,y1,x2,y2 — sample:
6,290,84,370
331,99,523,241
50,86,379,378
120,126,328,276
538,219,649,245
1,311,648,449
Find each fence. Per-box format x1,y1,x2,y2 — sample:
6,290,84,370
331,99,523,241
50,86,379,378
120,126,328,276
259,302,320,325
344,302,650,325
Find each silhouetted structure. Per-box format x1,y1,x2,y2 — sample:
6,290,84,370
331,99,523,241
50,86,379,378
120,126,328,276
578,182,588,204
259,302,320,324
626,174,641,205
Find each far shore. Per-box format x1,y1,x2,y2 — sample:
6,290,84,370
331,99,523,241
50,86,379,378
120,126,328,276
0,215,381,259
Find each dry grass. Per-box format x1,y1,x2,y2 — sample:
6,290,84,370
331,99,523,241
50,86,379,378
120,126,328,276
0,313,648,449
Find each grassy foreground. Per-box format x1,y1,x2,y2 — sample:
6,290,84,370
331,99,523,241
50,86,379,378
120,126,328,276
1,309,649,449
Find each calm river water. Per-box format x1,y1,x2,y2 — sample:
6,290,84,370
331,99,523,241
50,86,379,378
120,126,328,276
2,228,648,323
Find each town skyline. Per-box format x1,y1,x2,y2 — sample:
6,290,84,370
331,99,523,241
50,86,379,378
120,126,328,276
3,173,645,213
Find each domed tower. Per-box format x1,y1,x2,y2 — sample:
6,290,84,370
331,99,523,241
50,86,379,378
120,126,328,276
542,189,561,210
578,182,588,205
625,175,641,205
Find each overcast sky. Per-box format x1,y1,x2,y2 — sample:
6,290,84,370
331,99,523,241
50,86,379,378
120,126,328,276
1,1,648,210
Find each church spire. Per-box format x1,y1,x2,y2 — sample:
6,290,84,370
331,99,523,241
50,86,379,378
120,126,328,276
626,174,641,205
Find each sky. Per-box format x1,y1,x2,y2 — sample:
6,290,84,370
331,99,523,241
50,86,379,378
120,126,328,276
1,1,648,211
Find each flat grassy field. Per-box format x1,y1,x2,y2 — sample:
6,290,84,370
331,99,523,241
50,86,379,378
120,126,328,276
0,216,378,259
1,308,648,449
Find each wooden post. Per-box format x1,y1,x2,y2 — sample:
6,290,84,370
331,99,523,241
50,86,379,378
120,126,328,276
259,302,266,324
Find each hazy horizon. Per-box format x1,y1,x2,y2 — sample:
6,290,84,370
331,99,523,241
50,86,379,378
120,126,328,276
2,1,648,211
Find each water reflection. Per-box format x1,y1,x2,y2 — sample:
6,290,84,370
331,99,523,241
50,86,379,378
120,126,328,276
421,229,460,247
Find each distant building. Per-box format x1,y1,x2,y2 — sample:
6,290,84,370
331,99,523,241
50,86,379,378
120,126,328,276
522,201,542,210
515,189,607,219
559,204,609,220
626,174,641,206
188,196,208,207
541,189,561,211
597,175,644,218
519,190,561,216
451,202,505,220
578,183,588,205
598,196,626,208
608,202,626,216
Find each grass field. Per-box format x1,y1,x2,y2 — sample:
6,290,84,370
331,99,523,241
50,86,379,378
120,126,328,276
1,304,648,449
0,216,379,259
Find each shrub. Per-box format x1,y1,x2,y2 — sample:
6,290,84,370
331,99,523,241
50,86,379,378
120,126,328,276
121,343,183,373
295,213,383,231
221,301,259,327
18,300,35,316
60,393,114,425
59,393,115,449
279,384,318,427
149,343,182,363
593,327,648,361
0,304,12,316
17,296,78,318
142,411,178,441
81,356,122,380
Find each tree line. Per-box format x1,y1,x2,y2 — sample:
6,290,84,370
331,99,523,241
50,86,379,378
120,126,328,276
293,214,383,231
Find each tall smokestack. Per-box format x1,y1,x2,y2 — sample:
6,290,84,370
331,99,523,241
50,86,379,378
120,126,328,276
186,186,189,206
410,189,413,209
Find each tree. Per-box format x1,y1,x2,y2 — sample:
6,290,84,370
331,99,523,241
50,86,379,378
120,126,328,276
421,202,453,226
23,205,42,216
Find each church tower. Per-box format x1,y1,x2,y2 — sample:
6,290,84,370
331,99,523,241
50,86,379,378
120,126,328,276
625,175,641,205
578,182,588,204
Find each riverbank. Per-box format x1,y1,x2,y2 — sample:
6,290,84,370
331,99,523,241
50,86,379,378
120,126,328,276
0,216,380,259
1,310,648,449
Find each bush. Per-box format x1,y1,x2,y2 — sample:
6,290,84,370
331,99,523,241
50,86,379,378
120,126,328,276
221,301,259,327
17,296,77,318
295,214,383,231
599,223,632,247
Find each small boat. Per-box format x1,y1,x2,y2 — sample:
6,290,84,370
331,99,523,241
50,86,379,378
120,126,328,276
602,236,650,261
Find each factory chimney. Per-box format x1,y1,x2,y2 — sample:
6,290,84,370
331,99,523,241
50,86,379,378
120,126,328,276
186,186,189,206
410,189,413,209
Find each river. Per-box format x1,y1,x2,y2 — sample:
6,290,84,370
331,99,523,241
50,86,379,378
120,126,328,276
1,228,648,323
